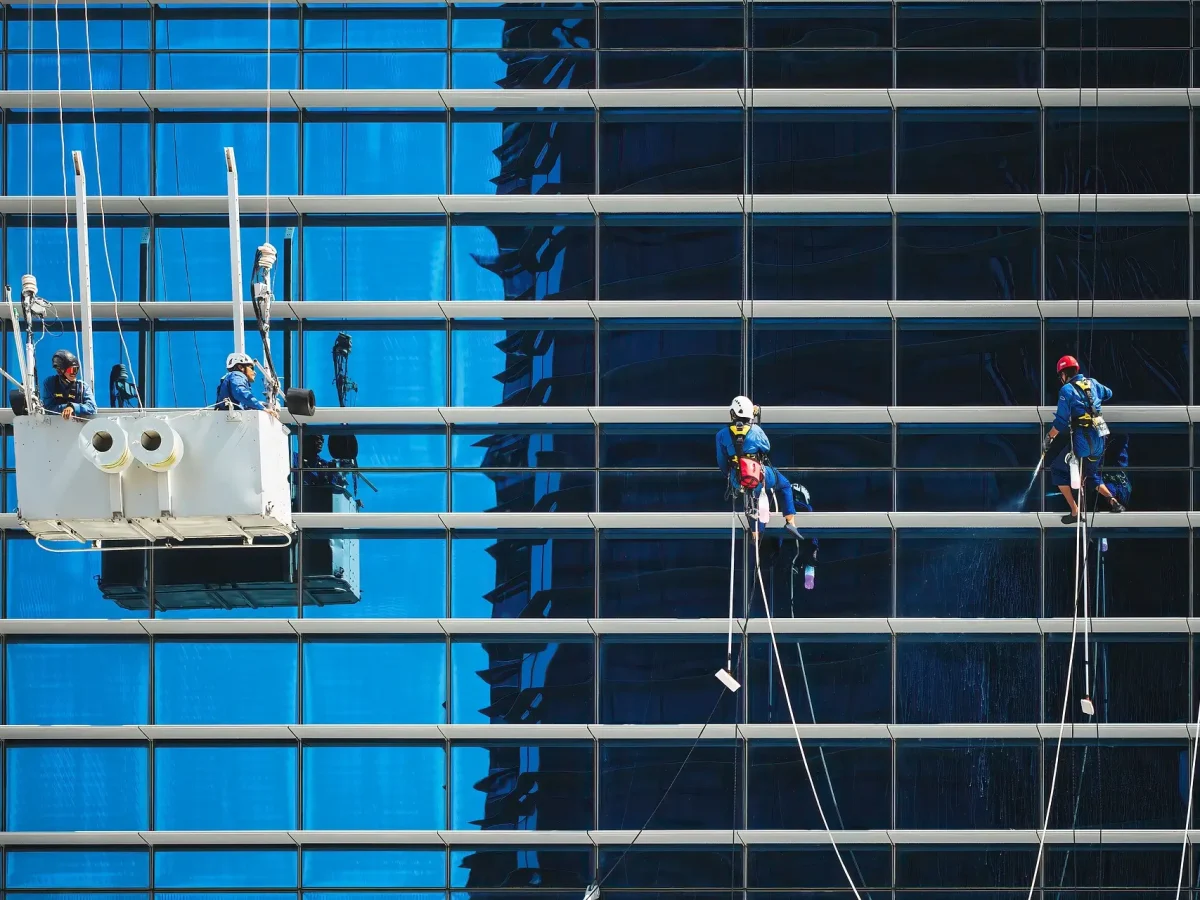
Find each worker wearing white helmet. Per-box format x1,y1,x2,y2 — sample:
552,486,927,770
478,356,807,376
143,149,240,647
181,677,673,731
716,395,805,541
214,352,275,416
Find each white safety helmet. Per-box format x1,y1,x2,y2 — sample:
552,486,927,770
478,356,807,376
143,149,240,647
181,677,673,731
226,352,255,371
729,395,757,422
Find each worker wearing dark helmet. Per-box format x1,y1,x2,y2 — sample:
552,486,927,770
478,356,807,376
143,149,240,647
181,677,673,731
1044,354,1125,523
42,349,96,421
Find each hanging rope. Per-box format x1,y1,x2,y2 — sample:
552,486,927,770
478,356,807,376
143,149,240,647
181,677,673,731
51,0,80,366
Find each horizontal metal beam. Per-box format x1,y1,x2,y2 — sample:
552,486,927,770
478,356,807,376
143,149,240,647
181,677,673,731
3,87,1197,111
1,193,1196,216
4,616,1197,637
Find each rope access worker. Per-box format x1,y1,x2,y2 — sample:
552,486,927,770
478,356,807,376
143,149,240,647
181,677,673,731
716,396,804,541
1044,355,1125,523
214,352,278,418
43,349,96,421
300,434,350,497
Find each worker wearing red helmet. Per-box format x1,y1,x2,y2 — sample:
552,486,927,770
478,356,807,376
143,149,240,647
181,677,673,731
1043,354,1125,523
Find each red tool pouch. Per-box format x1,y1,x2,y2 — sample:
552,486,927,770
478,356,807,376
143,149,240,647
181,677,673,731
737,457,764,490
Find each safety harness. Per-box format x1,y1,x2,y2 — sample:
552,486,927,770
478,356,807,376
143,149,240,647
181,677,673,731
1069,377,1104,432
47,375,86,410
728,421,764,490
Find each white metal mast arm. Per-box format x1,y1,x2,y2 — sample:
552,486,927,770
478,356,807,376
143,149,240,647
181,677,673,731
225,147,245,357
72,151,95,391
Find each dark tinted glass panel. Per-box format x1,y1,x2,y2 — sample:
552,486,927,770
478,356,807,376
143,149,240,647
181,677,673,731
898,321,1040,405
897,471,1034,512
451,113,594,195
755,534,892,618
600,50,743,89
452,322,595,407
1047,637,1188,724
753,112,891,194
1046,49,1190,87
750,847,892,889
1046,215,1189,301
600,216,741,301
897,530,1039,617
451,743,593,830
451,216,595,302
749,425,893,468
450,6,591,49
600,533,747,618
752,216,891,301
601,3,743,49
449,848,590,889
1042,847,1178,888
451,533,595,618
599,848,741,889
896,49,1040,88
1047,533,1188,618
752,4,891,48
601,425,727,469
898,111,1038,194
897,637,1039,723
897,2,1039,47
1047,109,1189,194
451,640,593,724
897,217,1040,302
748,637,891,724
896,848,1035,888
898,426,1037,469
601,640,738,724
454,470,594,513
453,49,594,90
600,743,740,829
896,741,1038,828
600,321,740,405
1046,2,1190,47
1047,743,1186,828
453,428,593,469
601,110,742,194
1044,321,1188,405
747,741,891,829
751,321,892,406
752,49,893,88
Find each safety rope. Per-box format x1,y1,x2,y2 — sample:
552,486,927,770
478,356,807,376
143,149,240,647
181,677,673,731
51,0,80,367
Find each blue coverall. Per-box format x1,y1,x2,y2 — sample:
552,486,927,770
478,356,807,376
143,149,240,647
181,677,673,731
1049,373,1113,490
42,374,96,417
214,370,266,411
1101,435,1131,508
715,423,797,527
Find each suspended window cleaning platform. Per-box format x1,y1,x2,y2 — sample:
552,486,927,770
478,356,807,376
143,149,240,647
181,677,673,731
8,147,315,553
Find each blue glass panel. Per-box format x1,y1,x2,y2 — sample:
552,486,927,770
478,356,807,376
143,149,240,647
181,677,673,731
452,5,593,49
7,850,149,889
752,321,893,406
303,324,446,405
600,533,747,618
450,847,590,889
600,216,742,301
8,640,148,725
153,323,287,409
155,53,299,89
1047,215,1189,301
898,110,1038,194
600,109,743,194
8,744,148,830
1049,533,1188,618
752,215,892,301
600,321,740,404
308,428,447,468
601,640,737,724
9,10,150,51
452,427,593,468
302,532,447,619
1047,109,1189,194
303,744,445,829
303,51,448,90
451,322,595,406
898,320,1040,405
752,49,892,88
748,637,891,724
305,116,446,194
897,530,1039,617
453,471,594,513
750,846,892,889
1048,743,1186,829
752,4,892,48
897,49,1041,88
8,533,138,618
451,216,595,301
153,221,292,304
897,2,1040,47
306,8,446,48
9,116,149,195
454,50,594,90
897,216,1040,301
155,118,298,194
451,640,593,724
303,219,446,301
747,740,891,829
303,848,447,888
1045,321,1188,405
452,743,593,830
154,849,298,889
753,112,891,194
600,743,739,829
1048,637,1188,724
898,425,1037,469
154,640,298,725
897,637,1039,723
303,639,446,724
8,53,151,91
600,50,742,89
155,12,298,50
155,744,297,830
896,740,1038,828
304,471,446,513
1047,48,1190,88
599,848,741,889
8,222,147,306
452,114,594,195
312,893,444,900
450,532,595,619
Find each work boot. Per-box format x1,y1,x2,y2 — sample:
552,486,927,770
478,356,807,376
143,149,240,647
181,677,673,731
1108,498,1125,513
784,522,803,540
1061,513,1078,524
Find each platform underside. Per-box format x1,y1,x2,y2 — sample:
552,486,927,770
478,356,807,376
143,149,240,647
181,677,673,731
24,514,293,544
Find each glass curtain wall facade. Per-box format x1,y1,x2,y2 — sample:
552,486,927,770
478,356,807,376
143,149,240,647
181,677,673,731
4,0,1200,897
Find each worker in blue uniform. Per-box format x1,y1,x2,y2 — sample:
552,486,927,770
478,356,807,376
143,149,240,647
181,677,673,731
1044,355,1125,523
42,349,96,421
300,433,351,497
214,352,277,417
716,395,804,540
1101,433,1131,509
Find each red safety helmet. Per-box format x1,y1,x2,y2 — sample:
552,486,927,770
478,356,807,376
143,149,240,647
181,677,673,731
1056,355,1079,374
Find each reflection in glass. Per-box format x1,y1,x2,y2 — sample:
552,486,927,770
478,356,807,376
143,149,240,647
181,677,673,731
600,216,742,301
600,742,739,829
897,216,1039,301
452,640,593,724
1046,215,1189,302
752,216,891,301
452,217,595,301
748,741,891,829
451,743,593,830
601,110,743,194
452,322,595,407
451,533,595,619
